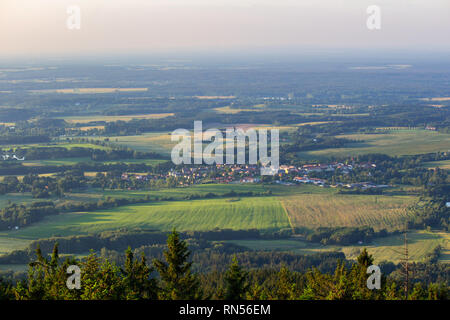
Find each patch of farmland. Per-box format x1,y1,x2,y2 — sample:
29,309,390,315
423,160,450,170
0,197,290,239
30,88,148,94
298,129,450,160
89,132,175,154
282,193,416,231
228,230,449,264
61,113,174,124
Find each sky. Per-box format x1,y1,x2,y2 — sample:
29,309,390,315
1,0,449,58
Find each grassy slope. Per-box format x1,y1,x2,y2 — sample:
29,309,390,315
423,160,450,170
298,129,450,160
0,196,289,239
21,158,167,167
228,230,450,264
0,185,420,246
1,184,444,265
89,133,174,155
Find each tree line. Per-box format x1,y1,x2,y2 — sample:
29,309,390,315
0,230,447,300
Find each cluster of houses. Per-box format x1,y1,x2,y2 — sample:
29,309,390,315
121,173,152,181
116,161,389,190
330,182,390,189
293,176,326,186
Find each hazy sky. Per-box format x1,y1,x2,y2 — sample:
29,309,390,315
1,0,449,57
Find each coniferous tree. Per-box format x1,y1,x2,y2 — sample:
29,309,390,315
0,278,13,300
153,229,201,300
327,261,351,300
350,249,377,299
121,247,157,300
224,256,248,300
80,252,124,300
272,266,299,300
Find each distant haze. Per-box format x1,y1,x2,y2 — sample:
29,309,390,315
1,0,449,58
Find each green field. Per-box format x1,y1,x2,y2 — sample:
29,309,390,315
0,193,36,209
423,160,450,170
228,230,450,264
1,142,111,150
59,113,173,124
0,184,421,246
88,132,175,154
298,129,450,160
0,196,290,239
0,264,28,272
0,183,447,265
0,237,32,255
21,157,167,167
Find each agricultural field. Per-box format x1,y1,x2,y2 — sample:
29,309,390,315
89,132,175,154
60,113,174,124
99,183,271,199
29,88,149,94
214,104,266,114
1,142,111,151
0,193,35,209
0,196,290,240
22,158,93,166
79,125,105,131
0,237,32,256
282,193,416,232
228,230,450,264
0,184,423,256
0,264,28,272
298,129,450,160
21,157,167,167
423,160,450,170
420,97,450,102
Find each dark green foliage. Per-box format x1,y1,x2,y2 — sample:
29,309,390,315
153,230,201,300
223,256,248,300
0,234,448,300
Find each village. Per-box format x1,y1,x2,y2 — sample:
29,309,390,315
119,161,390,190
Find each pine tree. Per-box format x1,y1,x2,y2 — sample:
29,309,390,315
0,278,13,300
80,252,124,300
272,266,298,300
384,282,400,300
409,283,426,300
357,248,374,268
121,247,157,300
327,261,351,300
224,256,248,300
19,245,47,300
350,249,376,299
153,229,201,300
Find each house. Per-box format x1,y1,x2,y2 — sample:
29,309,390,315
293,176,311,183
240,177,260,183
309,178,325,185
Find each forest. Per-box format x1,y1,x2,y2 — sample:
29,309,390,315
0,231,447,300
